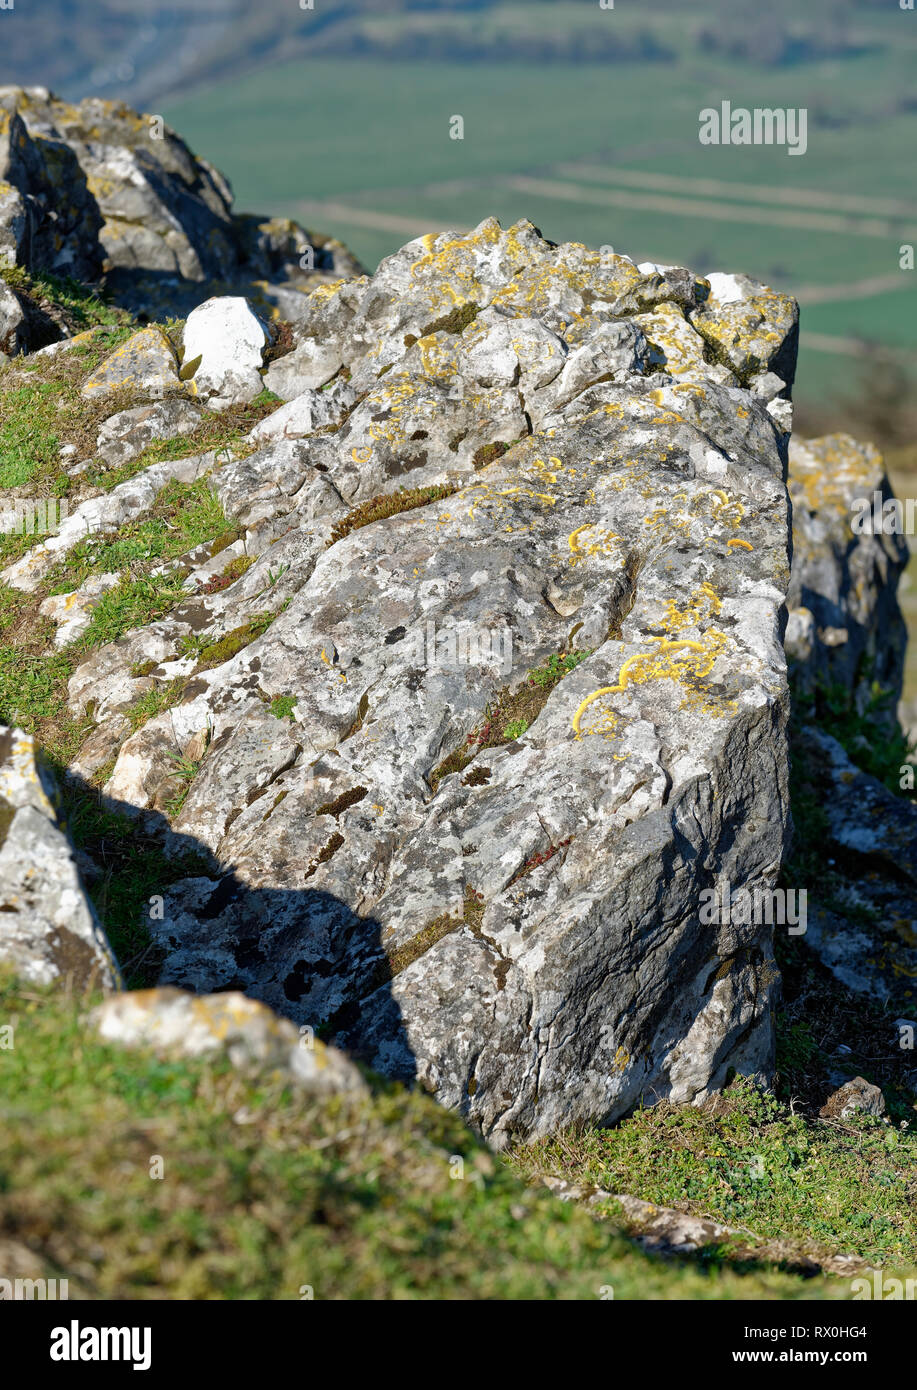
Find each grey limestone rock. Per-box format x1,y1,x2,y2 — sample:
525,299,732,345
0,726,119,992
44,218,799,1143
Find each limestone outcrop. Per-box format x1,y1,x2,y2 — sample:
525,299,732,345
0,86,363,332
0,726,119,991
2,212,802,1142
3,92,913,1149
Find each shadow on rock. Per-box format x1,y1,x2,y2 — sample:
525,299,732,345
58,767,418,1085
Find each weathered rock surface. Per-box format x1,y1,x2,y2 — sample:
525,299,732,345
91,986,367,1097
819,1075,886,1121
691,272,799,387
39,573,121,648
0,86,364,326
794,726,917,1001
182,296,269,409
0,280,26,356
0,726,119,991
263,336,344,401
81,325,180,402
95,398,203,469
780,431,917,1021
786,434,909,715
18,217,801,1143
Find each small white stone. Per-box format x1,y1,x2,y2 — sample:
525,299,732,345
183,296,269,410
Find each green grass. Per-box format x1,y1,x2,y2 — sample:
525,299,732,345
0,381,63,489
270,694,298,720
0,972,846,1299
0,324,137,497
0,479,234,773
508,1080,917,1271
164,52,917,209
792,675,916,800
163,749,204,820
73,573,188,650
0,265,134,333
0,616,75,740
46,478,228,593
56,785,214,981
0,572,192,764
123,677,190,735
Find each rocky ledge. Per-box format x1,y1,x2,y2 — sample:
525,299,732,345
0,93,912,1152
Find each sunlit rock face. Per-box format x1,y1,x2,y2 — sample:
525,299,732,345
4,214,798,1141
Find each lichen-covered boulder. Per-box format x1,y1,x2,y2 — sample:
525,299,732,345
91,987,367,1097
0,86,364,320
786,434,910,715
0,180,29,269
0,94,104,284
0,280,26,356
0,726,119,992
691,271,799,387
32,218,799,1143
81,325,181,403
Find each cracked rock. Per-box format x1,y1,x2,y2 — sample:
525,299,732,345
0,726,119,992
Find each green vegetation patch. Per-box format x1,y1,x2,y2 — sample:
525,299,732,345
404,301,479,348
327,483,459,547
430,648,590,791
184,613,275,672
0,266,135,334
0,972,836,1300
269,693,298,721
472,440,513,470
77,572,192,651
509,1080,917,1272
0,480,231,762
163,750,203,820
124,677,190,735
793,674,916,799
0,324,139,497
46,478,228,594
54,782,214,984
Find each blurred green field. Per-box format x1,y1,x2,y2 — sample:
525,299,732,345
163,48,917,419
163,40,917,713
